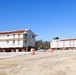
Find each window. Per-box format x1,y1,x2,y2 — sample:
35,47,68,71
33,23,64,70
70,44,71,46
13,40,15,44
63,44,65,47
7,35,9,37
25,40,27,43
57,44,59,47
18,40,20,45
57,41,59,44
25,34,27,37
73,41,74,46
7,40,9,43
32,35,35,38
18,34,20,38
73,41,74,43
13,34,15,38
63,42,65,46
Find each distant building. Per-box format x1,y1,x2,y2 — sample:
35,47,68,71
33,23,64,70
50,38,76,50
0,29,36,52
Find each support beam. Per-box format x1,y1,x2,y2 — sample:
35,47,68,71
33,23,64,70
0,49,2,52
26,47,28,52
22,49,26,52
16,49,19,52
11,49,15,52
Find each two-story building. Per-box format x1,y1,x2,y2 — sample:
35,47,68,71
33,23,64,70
0,29,36,52
50,38,76,50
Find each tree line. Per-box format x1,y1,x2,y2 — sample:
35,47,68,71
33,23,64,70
35,37,59,50
35,40,50,50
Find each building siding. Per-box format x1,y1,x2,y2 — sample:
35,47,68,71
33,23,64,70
50,38,76,50
0,29,36,52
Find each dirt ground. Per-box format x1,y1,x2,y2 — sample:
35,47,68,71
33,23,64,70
0,50,76,75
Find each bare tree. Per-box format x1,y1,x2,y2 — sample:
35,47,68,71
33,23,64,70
35,40,50,50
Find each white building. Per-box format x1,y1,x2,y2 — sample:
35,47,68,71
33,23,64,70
50,38,76,50
0,29,36,52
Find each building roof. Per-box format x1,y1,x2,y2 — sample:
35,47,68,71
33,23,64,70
60,38,76,41
0,30,25,35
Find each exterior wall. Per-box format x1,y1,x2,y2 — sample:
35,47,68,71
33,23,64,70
0,40,23,48
0,29,36,49
50,40,62,48
0,33,23,39
50,39,76,49
0,34,23,48
23,30,36,47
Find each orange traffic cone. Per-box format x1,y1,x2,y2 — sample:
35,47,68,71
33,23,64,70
31,48,35,55
50,48,53,53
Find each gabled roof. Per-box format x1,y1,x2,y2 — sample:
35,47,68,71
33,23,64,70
0,30,25,34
